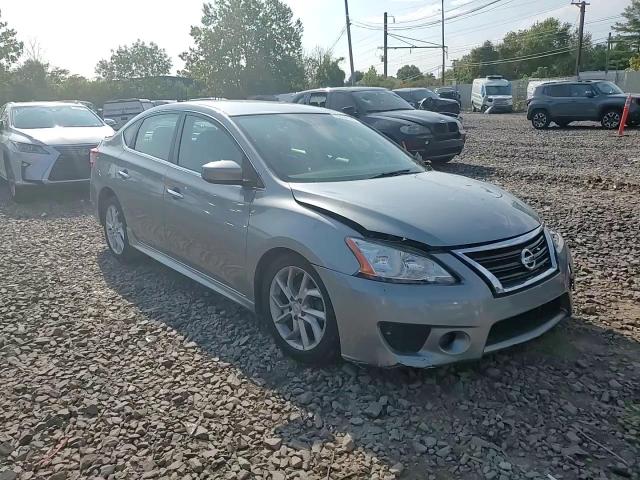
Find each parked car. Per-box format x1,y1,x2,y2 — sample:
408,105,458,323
0,101,115,201
527,80,640,130
471,75,513,112
151,100,177,107
91,100,573,368
435,87,462,105
102,98,154,130
293,87,465,163
393,88,460,118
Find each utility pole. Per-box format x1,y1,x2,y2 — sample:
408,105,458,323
344,0,355,85
605,32,612,77
572,0,589,79
441,0,446,85
383,12,388,77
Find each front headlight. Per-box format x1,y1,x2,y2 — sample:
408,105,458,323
456,119,465,134
11,141,48,155
549,228,564,252
400,124,431,135
346,237,456,284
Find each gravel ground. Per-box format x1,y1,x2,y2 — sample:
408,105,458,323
1,114,639,480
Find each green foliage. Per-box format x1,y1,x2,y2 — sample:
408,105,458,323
396,64,422,81
304,47,345,88
631,55,640,71
95,40,172,81
0,9,23,72
181,0,305,98
358,66,397,88
614,0,640,50
346,70,364,85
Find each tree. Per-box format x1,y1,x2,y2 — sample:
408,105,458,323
96,40,172,80
304,47,345,88
614,0,640,52
631,55,640,70
0,9,23,72
396,65,422,81
346,70,363,85
358,66,397,88
181,0,305,98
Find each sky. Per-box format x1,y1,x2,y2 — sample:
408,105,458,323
1,0,631,79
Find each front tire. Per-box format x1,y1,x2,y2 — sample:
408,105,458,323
531,110,550,129
601,109,622,129
260,253,340,365
102,196,137,262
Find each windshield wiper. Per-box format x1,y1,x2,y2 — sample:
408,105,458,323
370,169,415,179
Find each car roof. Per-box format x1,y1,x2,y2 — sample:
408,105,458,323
104,98,152,103
393,88,431,92
7,101,90,108
541,79,601,86
298,86,388,94
152,100,335,116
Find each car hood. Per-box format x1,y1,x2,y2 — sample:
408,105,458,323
12,125,115,146
291,171,540,247
364,109,454,126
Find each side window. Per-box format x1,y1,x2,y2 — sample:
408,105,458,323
295,94,308,105
330,92,357,112
309,92,327,108
133,113,180,161
123,119,142,147
178,115,244,173
570,84,593,97
546,85,571,97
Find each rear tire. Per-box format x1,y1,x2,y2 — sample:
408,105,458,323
101,195,137,262
260,253,340,365
601,109,622,129
531,110,550,129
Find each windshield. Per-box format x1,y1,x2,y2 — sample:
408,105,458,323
352,90,413,113
411,89,438,102
12,105,104,129
595,81,623,95
485,85,512,96
235,113,425,183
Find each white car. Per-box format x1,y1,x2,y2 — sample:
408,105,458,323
0,101,114,201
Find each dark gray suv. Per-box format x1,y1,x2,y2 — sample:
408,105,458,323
526,80,639,130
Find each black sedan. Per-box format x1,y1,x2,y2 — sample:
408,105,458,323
394,88,460,118
293,87,465,164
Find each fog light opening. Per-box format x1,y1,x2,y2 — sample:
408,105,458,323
439,331,470,355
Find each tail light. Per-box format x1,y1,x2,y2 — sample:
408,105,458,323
89,148,99,167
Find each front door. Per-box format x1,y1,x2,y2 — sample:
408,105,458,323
162,114,254,293
567,84,599,119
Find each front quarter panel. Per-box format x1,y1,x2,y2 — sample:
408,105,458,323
245,189,361,301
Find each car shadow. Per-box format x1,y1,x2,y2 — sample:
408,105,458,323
97,249,640,479
433,161,497,180
0,182,91,220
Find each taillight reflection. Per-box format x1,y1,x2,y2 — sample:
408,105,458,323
89,148,99,167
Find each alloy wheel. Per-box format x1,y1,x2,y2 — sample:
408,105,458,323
533,112,548,128
269,266,327,351
105,204,125,255
602,111,621,129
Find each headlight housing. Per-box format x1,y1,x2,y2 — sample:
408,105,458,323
549,228,564,252
11,141,48,155
456,119,465,134
400,124,431,135
346,237,456,284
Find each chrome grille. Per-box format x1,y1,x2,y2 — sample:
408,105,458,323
49,144,97,181
455,228,557,295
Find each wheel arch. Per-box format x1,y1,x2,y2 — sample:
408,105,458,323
97,186,118,225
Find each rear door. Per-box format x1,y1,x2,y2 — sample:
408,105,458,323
162,114,254,291
115,112,180,249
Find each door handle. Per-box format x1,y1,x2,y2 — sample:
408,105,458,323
166,187,184,199
117,169,130,179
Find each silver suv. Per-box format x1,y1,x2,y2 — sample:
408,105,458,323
0,102,115,201
91,101,573,368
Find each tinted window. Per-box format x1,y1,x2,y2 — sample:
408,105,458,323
178,115,244,172
570,84,594,97
309,93,327,108
546,85,572,97
295,94,308,104
330,92,357,112
123,119,142,147
12,105,104,129
133,114,180,161
352,90,412,113
485,85,511,96
235,113,424,183
410,89,438,102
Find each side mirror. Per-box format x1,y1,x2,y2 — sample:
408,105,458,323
342,105,358,116
585,90,595,98
202,160,244,185
104,118,117,128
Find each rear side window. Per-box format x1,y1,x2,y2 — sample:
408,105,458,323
133,114,180,161
570,84,594,97
177,115,244,172
123,119,142,147
309,93,327,108
546,85,572,97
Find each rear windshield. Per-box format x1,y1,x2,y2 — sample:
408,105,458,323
486,85,512,96
352,90,413,113
12,105,104,129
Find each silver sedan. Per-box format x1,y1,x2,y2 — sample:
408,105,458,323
90,100,573,368
0,101,114,201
